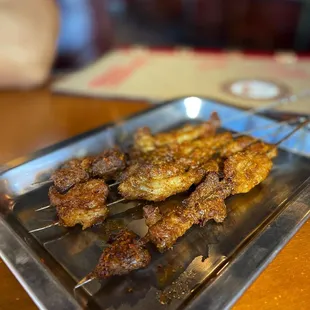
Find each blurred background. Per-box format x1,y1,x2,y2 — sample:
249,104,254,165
55,0,310,69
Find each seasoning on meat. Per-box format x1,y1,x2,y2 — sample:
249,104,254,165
90,149,126,180
49,179,109,230
91,230,151,279
51,158,91,193
51,149,126,192
118,132,231,201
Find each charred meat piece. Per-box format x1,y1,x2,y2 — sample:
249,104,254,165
92,230,151,279
90,149,126,180
51,158,92,192
51,149,126,192
49,179,109,230
133,112,220,152
146,173,230,252
185,172,231,224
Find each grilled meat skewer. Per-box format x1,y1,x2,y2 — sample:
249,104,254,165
83,141,277,282
90,230,151,279
49,179,109,230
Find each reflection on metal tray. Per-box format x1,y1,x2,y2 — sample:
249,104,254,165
0,97,309,310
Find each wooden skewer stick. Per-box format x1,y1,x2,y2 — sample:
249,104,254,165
31,179,120,188
29,222,59,233
273,118,310,147
31,179,53,187
31,198,127,232
35,205,54,212
74,276,96,290
232,116,306,138
35,197,126,213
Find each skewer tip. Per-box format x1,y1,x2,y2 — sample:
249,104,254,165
74,275,96,290
35,204,53,212
29,221,59,233
107,197,126,207
31,179,52,187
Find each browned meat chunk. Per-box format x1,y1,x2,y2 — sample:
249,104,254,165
92,230,151,279
90,149,126,180
51,149,126,192
49,179,109,230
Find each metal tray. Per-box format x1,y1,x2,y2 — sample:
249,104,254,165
1,97,310,310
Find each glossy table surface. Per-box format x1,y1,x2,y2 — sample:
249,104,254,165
0,87,309,310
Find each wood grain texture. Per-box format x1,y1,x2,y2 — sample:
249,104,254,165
0,87,309,310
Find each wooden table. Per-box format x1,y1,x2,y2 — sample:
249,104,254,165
0,87,309,310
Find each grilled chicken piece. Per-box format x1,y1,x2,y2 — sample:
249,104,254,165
146,173,230,252
92,230,151,279
51,149,126,192
49,179,109,230
133,112,220,152
224,143,277,195
119,133,232,201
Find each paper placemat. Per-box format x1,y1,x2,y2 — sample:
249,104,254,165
52,47,310,114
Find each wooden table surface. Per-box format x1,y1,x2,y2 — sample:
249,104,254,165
0,87,309,310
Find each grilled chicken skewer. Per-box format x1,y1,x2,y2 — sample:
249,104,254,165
76,145,274,286
48,180,109,230
75,120,308,287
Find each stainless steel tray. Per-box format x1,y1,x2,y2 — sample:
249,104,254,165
1,97,310,310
